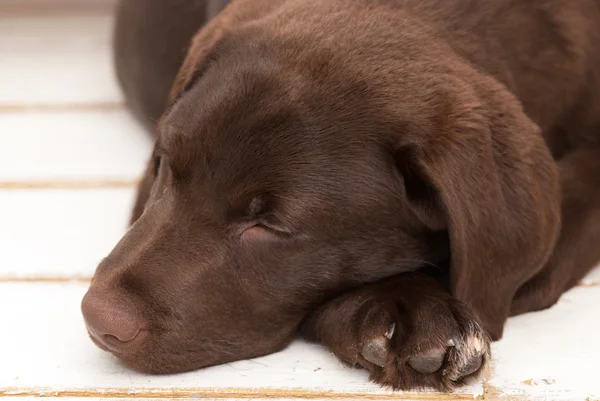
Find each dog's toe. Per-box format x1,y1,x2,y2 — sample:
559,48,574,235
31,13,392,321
460,354,483,377
443,333,489,383
360,323,395,367
361,337,388,367
408,347,446,373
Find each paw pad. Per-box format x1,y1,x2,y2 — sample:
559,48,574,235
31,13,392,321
361,337,388,367
408,347,446,373
360,323,395,367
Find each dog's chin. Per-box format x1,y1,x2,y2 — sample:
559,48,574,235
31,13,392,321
86,322,297,375
118,355,196,375
87,338,227,375
119,352,235,375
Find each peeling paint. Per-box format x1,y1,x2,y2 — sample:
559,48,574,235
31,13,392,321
521,378,556,386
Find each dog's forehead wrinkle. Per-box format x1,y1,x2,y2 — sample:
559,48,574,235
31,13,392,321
161,95,305,178
163,59,397,179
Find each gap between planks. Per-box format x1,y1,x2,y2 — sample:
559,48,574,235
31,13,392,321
0,103,125,113
0,180,139,190
0,364,563,401
0,387,481,400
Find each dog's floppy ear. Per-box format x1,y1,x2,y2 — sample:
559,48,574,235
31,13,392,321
169,0,278,102
168,17,231,102
169,0,285,102
395,82,561,339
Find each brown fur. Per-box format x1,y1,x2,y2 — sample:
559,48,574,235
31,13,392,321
82,0,600,391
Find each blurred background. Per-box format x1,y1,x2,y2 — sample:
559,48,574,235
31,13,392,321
1,0,150,282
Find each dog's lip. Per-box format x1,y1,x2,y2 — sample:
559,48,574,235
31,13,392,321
87,331,112,352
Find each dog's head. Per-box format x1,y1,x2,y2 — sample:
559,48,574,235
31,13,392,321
82,2,559,374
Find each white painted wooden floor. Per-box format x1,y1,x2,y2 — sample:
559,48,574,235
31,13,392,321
1,4,599,401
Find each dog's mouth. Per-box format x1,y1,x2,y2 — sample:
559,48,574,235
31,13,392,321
87,331,113,353
86,329,159,372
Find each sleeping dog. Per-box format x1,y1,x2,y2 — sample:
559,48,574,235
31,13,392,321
81,0,600,391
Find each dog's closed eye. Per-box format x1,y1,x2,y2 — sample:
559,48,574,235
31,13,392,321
241,224,275,241
241,197,296,241
240,220,295,242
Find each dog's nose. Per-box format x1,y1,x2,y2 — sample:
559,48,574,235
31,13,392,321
81,290,144,351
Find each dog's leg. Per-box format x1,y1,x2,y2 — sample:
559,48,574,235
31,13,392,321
300,272,491,391
510,145,600,315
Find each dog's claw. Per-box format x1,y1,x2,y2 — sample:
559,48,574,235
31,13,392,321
385,323,396,339
408,347,446,374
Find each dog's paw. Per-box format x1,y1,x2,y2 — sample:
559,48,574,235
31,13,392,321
360,311,490,391
302,279,491,391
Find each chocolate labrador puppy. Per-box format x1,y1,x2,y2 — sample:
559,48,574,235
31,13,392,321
81,0,600,391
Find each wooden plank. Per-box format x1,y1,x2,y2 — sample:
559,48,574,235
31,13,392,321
0,188,595,285
0,111,152,183
0,13,121,105
0,189,134,279
487,286,600,401
0,283,484,400
581,265,600,286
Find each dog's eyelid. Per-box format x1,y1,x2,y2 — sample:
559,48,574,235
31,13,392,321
259,218,293,235
237,214,295,239
240,224,272,241
240,221,293,242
